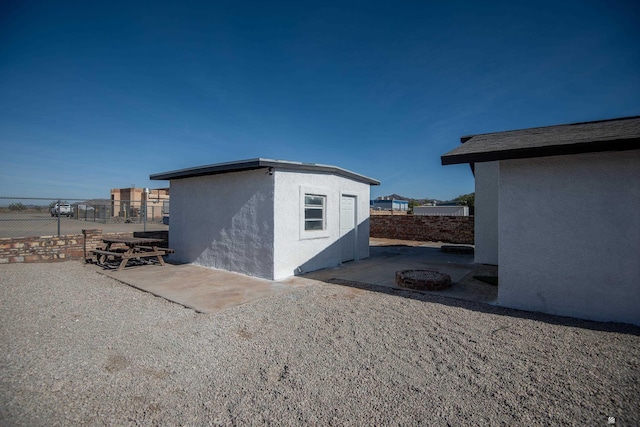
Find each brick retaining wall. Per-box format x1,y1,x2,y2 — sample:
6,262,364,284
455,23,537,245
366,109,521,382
0,229,169,264
370,215,474,244
0,218,473,263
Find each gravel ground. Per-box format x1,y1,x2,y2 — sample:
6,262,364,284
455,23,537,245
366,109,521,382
1,262,639,426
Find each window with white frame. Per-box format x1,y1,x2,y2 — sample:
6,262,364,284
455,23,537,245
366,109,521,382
304,194,326,231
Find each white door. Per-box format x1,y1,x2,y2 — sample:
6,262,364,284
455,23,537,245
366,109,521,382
340,195,357,262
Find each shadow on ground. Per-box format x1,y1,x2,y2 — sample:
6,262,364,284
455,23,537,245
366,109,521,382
302,240,640,336
91,238,640,335
323,277,640,335
302,243,498,304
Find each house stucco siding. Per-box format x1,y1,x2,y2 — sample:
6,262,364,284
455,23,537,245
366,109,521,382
498,150,640,325
169,169,275,279
273,170,371,280
474,161,499,265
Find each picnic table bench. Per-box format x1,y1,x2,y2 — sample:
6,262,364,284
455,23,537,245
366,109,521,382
92,237,174,271
135,246,175,254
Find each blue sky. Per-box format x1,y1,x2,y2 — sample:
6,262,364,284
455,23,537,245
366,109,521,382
1,0,639,201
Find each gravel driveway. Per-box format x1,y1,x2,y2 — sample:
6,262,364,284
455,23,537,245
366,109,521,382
1,262,639,426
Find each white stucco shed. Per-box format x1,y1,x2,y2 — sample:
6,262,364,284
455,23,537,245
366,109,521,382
442,116,640,325
150,159,379,280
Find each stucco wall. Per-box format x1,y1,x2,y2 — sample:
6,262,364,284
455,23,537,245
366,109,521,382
498,150,640,325
474,161,499,264
273,170,371,280
169,169,275,279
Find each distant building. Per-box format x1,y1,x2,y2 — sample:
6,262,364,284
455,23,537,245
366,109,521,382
370,198,408,211
413,205,469,216
110,187,169,220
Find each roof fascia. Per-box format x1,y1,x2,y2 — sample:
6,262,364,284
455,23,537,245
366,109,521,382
441,137,640,165
150,158,380,185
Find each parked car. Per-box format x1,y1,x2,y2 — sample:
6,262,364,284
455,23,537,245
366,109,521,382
51,203,74,217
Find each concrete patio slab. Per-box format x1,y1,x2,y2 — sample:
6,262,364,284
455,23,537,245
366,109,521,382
92,238,497,313
96,263,312,314
302,238,498,303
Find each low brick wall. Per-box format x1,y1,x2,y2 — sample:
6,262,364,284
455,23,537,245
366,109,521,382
0,234,84,263
0,229,169,264
370,215,474,244
0,220,473,263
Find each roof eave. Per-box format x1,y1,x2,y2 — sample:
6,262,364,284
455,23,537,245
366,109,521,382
149,158,263,181
441,137,640,165
150,158,380,186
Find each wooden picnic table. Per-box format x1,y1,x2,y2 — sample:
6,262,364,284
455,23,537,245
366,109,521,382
93,237,173,271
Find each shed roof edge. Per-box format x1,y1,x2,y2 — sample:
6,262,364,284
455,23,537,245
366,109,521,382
150,158,380,185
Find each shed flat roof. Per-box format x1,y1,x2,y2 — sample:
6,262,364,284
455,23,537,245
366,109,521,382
150,158,380,185
441,116,640,165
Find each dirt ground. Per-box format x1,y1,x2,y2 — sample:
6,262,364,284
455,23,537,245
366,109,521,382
1,262,639,426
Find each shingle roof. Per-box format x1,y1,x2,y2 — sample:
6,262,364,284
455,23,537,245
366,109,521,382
150,158,380,185
441,116,640,165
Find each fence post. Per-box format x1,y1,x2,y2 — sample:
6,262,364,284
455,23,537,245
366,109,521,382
57,199,61,236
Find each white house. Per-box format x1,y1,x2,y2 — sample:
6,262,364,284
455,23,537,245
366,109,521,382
442,116,640,325
370,199,409,211
150,158,380,280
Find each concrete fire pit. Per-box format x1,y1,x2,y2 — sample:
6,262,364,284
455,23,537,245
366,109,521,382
395,269,452,291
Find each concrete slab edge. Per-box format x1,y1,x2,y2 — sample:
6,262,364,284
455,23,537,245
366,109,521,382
94,268,206,314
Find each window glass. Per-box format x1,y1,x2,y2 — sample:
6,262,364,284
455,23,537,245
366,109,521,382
304,194,325,231
305,220,324,230
305,195,324,206
305,209,323,220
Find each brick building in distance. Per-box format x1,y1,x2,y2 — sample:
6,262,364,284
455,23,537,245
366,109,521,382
110,187,169,221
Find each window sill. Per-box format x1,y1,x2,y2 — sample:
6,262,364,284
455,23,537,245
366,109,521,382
299,230,330,240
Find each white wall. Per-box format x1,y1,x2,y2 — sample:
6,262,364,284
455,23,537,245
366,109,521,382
498,150,640,325
273,170,371,280
474,161,499,264
169,169,275,279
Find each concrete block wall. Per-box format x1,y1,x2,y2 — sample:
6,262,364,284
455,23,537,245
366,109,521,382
369,209,408,216
0,229,170,264
370,215,474,244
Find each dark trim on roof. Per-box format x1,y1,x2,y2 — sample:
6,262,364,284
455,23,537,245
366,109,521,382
441,116,640,165
150,158,380,185
442,137,640,165
458,115,640,142
460,136,473,144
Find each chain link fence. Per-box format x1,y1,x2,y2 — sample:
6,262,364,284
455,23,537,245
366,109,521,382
0,196,169,238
